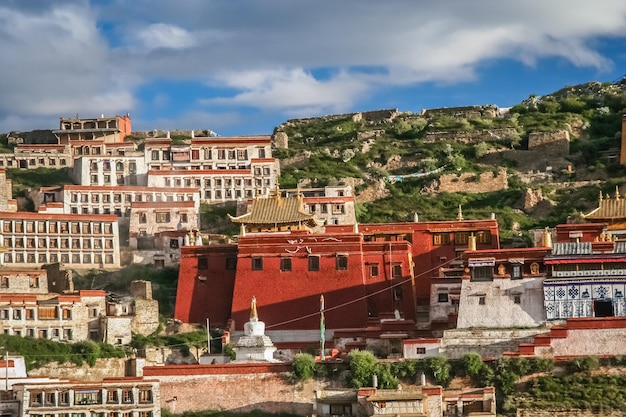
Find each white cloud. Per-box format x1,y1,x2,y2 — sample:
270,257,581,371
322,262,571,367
135,23,197,50
2,0,626,132
203,68,371,115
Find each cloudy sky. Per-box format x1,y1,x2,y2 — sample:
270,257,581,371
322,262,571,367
1,0,625,136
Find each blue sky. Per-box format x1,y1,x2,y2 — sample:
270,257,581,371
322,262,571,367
0,0,625,136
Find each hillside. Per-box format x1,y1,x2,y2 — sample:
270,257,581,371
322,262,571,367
273,78,626,246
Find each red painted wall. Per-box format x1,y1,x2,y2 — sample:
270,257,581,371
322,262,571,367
174,245,237,326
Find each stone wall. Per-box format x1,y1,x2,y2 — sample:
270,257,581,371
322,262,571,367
527,130,570,157
423,128,516,144
147,365,330,415
422,105,499,119
440,328,545,359
430,168,508,194
537,327,626,357
517,410,625,417
27,358,126,381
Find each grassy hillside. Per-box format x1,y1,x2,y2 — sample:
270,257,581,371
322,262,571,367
274,79,626,245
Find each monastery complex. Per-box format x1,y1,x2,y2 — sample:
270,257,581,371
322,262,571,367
2,113,626,417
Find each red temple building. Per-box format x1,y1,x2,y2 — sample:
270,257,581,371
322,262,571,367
174,194,500,340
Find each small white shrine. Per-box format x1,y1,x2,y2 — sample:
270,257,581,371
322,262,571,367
233,296,278,362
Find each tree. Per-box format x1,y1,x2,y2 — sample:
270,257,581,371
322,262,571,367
348,350,378,388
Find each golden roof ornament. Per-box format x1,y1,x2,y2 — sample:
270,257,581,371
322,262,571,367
541,227,552,248
616,186,621,200
250,296,258,321
457,205,464,221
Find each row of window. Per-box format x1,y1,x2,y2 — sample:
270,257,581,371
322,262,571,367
252,256,403,276
32,412,152,417
30,387,153,407
0,158,68,168
2,221,113,235
0,306,72,320
89,160,137,172
90,174,138,186
150,148,266,161
164,176,271,188
308,204,346,215
0,275,42,288
3,253,115,264
4,237,115,249
70,193,195,204
138,212,188,224
4,327,73,339
433,231,491,246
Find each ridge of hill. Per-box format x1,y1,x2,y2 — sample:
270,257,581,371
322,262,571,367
272,78,626,246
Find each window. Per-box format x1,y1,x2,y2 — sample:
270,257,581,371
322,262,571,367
308,256,320,272
138,388,153,403
476,231,491,244
336,255,348,270
280,258,292,272
180,213,188,223
198,257,208,270
45,392,55,406
392,264,402,278
30,276,40,288
139,213,147,223
438,293,449,303
122,389,133,403
62,309,72,319
478,296,486,305
252,257,263,271
416,347,426,355
156,212,170,223
170,239,179,249
332,204,345,215
31,391,43,406
226,257,237,270
38,306,58,319
59,391,69,405
74,390,101,405
13,309,21,320
433,233,450,245
0,276,8,288
454,232,469,245
471,266,493,282
514,295,521,304
107,390,118,404
512,264,522,280
369,264,379,278
151,150,160,160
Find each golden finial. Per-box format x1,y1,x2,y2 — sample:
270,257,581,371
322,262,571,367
457,205,463,221
599,190,603,202
616,186,621,200
250,296,258,321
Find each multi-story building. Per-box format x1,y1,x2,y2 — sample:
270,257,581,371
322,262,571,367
144,135,280,203
0,268,158,344
0,210,120,269
54,114,132,144
0,144,71,170
62,185,200,218
12,377,160,417
129,201,199,249
73,153,147,187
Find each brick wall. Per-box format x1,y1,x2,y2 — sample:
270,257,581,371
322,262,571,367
527,130,569,157
146,365,328,415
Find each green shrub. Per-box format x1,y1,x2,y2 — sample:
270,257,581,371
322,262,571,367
348,350,378,388
292,353,316,381
425,356,453,387
567,356,600,373
461,352,485,378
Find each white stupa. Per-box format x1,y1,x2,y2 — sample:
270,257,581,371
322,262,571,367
233,296,278,362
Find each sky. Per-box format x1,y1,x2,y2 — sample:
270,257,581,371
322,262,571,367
1,1,626,137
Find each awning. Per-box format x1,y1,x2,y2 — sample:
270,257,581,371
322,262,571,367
468,258,495,267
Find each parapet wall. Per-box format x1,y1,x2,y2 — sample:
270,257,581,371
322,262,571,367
144,363,324,415
423,128,517,144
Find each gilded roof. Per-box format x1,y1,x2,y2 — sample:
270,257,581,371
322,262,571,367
583,189,626,220
229,194,319,225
